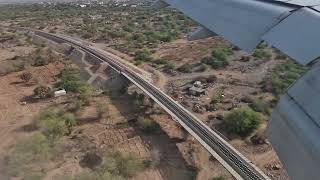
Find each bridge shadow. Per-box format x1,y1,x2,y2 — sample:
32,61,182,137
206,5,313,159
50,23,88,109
108,92,196,180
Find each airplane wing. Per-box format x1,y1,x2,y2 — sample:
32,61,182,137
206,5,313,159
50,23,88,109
154,0,320,65
153,1,320,180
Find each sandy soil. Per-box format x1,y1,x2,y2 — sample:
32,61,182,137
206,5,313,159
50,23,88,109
0,63,65,179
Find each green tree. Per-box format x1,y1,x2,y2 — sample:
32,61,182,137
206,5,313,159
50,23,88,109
224,108,261,136
33,86,51,99
37,108,76,142
134,49,152,62
137,117,158,133
202,46,232,69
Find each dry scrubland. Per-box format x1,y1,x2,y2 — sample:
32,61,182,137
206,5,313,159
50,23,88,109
0,1,309,180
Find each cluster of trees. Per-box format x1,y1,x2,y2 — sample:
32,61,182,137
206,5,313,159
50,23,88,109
264,61,307,97
59,66,94,105
201,46,233,69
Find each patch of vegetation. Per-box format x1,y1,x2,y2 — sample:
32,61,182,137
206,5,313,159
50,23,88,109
253,49,272,60
97,102,109,119
0,2,195,58
224,108,261,136
20,72,33,82
201,46,233,69
265,61,308,97
257,41,268,49
33,56,49,66
134,48,152,62
137,117,159,133
36,108,76,142
154,58,169,65
57,151,145,180
210,88,224,105
187,165,200,180
99,152,146,178
59,66,94,105
211,176,226,180
8,133,57,178
249,98,270,114
164,62,176,71
275,51,289,60
33,85,52,99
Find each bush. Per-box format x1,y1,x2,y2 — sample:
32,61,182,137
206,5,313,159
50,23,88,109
59,67,94,104
20,72,32,82
202,46,232,69
164,62,176,70
78,84,94,105
253,49,272,60
265,61,307,97
33,86,51,99
33,56,49,66
36,108,76,142
134,49,152,62
224,108,261,136
137,117,158,133
59,67,83,92
249,99,269,114
8,133,56,177
99,152,146,178
154,58,169,65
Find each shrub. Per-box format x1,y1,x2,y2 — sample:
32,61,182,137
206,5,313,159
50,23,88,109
36,108,76,142
164,62,176,70
137,117,158,133
78,84,94,105
20,72,32,82
59,67,94,104
33,56,48,66
33,86,51,99
253,49,272,60
59,67,83,92
224,108,261,136
265,61,307,97
154,58,169,65
202,46,232,69
99,152,146,178
134,49,152,62
275,52,288,60
249,99,269,114
257,41,268,49
8,133,56,177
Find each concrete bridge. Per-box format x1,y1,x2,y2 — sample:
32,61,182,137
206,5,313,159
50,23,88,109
31,30,270,180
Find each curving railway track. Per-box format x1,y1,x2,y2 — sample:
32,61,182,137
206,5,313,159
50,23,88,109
34,30,270,180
